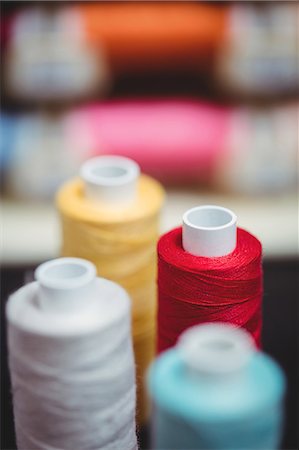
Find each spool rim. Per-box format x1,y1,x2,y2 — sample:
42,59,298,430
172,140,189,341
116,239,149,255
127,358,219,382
35,257,96,290
183,205,237,232
178,323,254,375
80,155,140,187
182,205,237,257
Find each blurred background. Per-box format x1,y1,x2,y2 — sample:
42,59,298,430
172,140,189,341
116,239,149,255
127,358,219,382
1,1,298,449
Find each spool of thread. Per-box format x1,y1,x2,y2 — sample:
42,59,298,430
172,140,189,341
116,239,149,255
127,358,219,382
6,257,137,450
5,7,109,102
0,114,16,170
72,2,227,74
157,205,263,353
215,104,298,194
56,156,164,425
65,100,232,183
65,100,298,192
6,113,85,200
216,3,298,99
148,323,285,450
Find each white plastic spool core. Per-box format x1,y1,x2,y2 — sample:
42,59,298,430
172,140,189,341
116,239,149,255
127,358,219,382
178,323,254,376
35,257,96,313
81,156,140,206
182,205,237,257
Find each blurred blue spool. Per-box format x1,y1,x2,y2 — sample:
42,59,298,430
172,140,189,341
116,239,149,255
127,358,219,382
0,114,16,170
148,324,285,450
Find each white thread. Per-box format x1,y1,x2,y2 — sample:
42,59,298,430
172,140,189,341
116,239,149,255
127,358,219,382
6,258,137,450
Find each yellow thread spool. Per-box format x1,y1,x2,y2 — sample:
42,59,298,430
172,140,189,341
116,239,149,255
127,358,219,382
56,156,164,425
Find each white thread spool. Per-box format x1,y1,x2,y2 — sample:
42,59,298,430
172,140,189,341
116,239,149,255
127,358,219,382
6,257,137,450
178,323,254,378
81,156,140,206
182,205,237,257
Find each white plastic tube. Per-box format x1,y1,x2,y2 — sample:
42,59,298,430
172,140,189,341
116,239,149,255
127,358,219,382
178,323,254,376
80,156,140,206
182,205,237,257
35,257,96,314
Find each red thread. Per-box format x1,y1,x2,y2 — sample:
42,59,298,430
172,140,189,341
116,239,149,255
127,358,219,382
157,227,263,353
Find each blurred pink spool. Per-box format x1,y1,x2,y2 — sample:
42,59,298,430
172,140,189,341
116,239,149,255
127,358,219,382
65,100,232,182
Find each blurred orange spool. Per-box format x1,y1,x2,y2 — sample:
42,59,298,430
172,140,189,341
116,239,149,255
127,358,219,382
75,2,228,74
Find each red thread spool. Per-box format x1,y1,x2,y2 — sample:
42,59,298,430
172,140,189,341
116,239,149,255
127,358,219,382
157,206,262,353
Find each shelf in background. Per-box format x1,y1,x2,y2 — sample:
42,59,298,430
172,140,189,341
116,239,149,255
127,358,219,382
2,190,298,265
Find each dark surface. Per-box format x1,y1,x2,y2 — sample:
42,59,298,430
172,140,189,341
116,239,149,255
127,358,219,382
1,260,298,450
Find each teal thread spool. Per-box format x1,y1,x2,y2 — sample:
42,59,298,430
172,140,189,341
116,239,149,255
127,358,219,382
148,323,285,450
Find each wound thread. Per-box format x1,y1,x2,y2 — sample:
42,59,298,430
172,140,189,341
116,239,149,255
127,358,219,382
157,226,263,353
149,324,285,450
56,170,164,425
6,258,137,450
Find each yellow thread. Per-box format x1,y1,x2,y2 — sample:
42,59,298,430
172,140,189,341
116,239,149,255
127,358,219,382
56,174,164,425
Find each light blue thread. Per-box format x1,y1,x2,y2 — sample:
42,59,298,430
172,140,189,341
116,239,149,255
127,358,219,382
149,349,285,450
